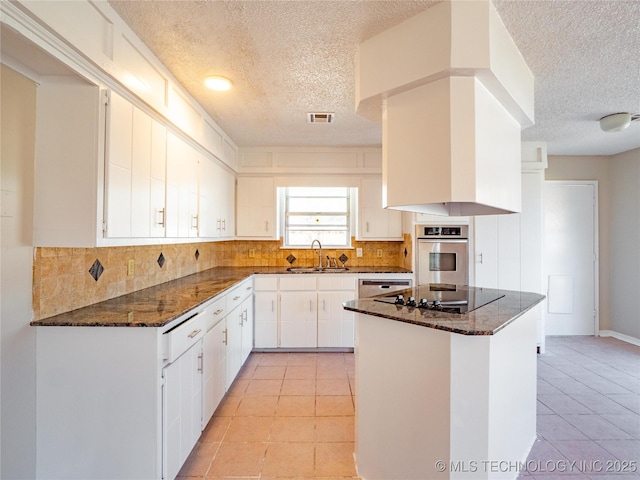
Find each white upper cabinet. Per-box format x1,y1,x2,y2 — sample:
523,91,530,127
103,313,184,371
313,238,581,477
358,178,403,240
105,91,171,240
33,78,104,248
199,156,235,239
149,121,167,238
166,131,199,238
105,91,134,238
236,177,276,238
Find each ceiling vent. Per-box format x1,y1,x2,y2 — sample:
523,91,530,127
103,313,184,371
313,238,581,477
307,112,334,124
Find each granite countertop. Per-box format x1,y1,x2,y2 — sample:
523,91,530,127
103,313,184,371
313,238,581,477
31,265,412,328
342,284,545,336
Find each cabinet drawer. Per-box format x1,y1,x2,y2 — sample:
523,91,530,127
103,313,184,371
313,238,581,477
227,279,253,310
318,274,357,291
204,296,227,331
163,311,207,363
279,276,317,291
254,276,278,291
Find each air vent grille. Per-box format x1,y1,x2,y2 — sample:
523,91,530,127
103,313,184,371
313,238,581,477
307,112,335,124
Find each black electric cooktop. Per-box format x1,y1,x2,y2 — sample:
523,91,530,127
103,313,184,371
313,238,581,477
373,284,504,314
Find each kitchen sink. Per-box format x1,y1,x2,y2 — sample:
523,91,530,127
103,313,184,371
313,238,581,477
286,267,349,273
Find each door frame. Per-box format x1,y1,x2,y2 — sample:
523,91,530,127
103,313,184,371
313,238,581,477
543,180,599,336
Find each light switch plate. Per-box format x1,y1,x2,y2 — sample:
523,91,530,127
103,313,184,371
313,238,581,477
376,249,383,258
356,248,363,257
127,259,135,276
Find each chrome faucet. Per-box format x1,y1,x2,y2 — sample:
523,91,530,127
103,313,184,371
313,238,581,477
310,239,323,268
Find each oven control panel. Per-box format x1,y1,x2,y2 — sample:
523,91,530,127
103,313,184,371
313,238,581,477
417,225,468,239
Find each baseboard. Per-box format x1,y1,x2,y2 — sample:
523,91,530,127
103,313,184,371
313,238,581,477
598,330,640,347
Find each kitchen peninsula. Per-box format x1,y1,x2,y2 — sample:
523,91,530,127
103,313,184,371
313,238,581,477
343,285,545,480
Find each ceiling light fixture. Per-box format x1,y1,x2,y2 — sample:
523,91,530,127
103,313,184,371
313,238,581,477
204,76,232,91
599,112,640,132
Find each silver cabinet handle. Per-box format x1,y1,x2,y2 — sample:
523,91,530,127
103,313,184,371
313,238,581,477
187,328,201,339
222,328,228,345
239,311,243,326
197,353,203,373
217,219,222,231
222,219,226,231
233,296,240,301
479,253,484,264
214,309,223,316
366,221,370,233
265,221,269,232
192,215,199,229
157,208,165,226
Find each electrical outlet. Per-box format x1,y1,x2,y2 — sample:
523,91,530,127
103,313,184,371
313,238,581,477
376,249,383,258
248,248,255,258
127,259,135,276
356,247,363,258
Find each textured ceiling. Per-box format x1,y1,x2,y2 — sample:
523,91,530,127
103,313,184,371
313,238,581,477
109,0,640,156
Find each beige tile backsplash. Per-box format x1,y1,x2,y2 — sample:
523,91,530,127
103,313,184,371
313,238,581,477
33,235,412,320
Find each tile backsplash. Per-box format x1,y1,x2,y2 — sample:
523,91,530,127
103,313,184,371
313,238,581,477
33,235,412,320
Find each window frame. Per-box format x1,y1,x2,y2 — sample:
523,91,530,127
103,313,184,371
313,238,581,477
281,186,354,248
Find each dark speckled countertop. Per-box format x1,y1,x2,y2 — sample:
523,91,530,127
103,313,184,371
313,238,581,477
343,285,545,336
31,265,412,328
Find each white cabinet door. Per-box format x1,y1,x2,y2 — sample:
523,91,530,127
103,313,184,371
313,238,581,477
149,120,167,238
220,169,235,238
236,177,276,238
473,215,499,288
254,291,278,348
225,305,243,390
105,91,133,237
166,132,199,238
163,340,203,480
279,291,317,348
240,296,254,363
198,155,218,238
131,106,153,237
317,290,356,348
203,319,226,426
359,178,403,240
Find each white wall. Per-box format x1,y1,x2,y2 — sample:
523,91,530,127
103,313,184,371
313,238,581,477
610,149,640,339
0,65,37,479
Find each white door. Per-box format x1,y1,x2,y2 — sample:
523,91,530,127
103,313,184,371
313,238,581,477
543,181,597,335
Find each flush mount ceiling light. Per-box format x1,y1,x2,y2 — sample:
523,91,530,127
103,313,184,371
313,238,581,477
599,112,640,132
204,76,232,91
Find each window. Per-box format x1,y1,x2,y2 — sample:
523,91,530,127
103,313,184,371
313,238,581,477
284,187,352,247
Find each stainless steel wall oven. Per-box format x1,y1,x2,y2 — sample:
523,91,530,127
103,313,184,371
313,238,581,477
416,225,469,286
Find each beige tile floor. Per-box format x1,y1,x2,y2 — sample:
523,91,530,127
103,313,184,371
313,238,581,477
177,351,359,479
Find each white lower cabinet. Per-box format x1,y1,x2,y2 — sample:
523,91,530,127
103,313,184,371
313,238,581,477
224,279,253,388
280,291,318,348
202,298,228,426
34,277,256,480
225,304,243,389
254,274,358,349
254,291,278,347
240,295,254,364
163,339,203,480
